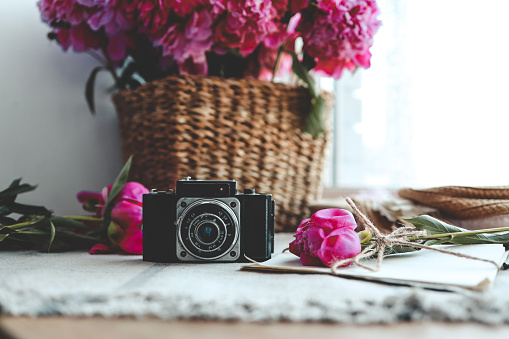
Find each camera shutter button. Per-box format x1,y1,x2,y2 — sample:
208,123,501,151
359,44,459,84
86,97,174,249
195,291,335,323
243,189,255,194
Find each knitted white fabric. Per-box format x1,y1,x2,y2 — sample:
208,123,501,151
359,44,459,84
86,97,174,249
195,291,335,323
1,233,509,324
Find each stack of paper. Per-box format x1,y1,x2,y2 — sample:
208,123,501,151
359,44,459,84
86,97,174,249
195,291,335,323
243,244,508,291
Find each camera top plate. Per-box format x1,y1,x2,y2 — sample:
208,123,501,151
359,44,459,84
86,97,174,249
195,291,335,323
176,178,237,197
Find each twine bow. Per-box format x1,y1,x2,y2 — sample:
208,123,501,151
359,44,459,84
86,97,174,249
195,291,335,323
330,197,500,274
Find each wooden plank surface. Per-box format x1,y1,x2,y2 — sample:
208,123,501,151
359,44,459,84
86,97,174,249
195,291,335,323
2,317,509,339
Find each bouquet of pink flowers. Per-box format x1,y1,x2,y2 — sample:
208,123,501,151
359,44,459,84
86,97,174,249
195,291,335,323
38,0,381,135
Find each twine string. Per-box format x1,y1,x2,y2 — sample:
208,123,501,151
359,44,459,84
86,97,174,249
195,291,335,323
330,197,500,274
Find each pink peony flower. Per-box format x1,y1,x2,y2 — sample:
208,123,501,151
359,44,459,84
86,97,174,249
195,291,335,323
298,0,381,79
38,0,93,26
87,1,131,36
38,0,130,57
167,0,210,17
155,10,214,74
289,209,361,267
213,0,281,56
55,23,105,52
77,182,149,254
125,0,169,37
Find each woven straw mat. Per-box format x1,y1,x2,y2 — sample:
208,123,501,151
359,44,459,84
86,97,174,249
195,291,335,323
399,185,509,219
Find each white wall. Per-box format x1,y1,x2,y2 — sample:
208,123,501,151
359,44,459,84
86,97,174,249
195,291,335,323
0,2,123,215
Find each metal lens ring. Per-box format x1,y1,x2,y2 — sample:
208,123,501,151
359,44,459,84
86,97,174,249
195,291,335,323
177,200,239,260
189,213,226,250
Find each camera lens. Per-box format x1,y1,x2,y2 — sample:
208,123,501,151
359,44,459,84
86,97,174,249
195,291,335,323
196,222,219,244
176,199,240,260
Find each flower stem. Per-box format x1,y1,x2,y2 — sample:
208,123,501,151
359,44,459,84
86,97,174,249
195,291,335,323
0,218,45,230
101,47,122,90
62,216,104,223
408,226,509,242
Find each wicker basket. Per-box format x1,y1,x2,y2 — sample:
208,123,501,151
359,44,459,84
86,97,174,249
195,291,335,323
112,75,332,232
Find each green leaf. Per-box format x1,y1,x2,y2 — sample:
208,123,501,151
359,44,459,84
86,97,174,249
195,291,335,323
449,232,509,245
56,229,104,244
50,216,90,231
384,244,420,256
118,61,137,89
0,234,9,242
0,182,37,204
16,229,48,235
404,215,509,245
0,216,17,225
7,202,52,217
102,156,133,230
404,215,468,234
4,216,46,230
289,52,327,137
85,66,107,115
301,52,317,71
9,178,22,187
424,238,452,246
303,94,326,137
290,52,318,97
47,220,56,252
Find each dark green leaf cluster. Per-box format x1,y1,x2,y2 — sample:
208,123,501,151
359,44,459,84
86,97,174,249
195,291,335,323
0,180,101,252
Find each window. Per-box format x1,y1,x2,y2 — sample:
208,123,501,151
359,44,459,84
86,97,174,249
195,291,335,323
323,0,509,189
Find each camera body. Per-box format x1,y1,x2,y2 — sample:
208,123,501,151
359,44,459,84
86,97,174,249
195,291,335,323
143,178,275,263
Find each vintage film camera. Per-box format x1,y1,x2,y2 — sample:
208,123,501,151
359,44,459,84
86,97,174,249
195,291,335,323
143,177,275,263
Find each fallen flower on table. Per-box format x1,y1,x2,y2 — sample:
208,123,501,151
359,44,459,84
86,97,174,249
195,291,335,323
290,198,509,271
289,209,362,267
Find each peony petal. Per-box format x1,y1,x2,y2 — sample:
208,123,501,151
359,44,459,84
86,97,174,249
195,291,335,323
300,253,325,267
311,209,357,230
89,243,115,254
295,218,311,234
76,190,102,203
107,33,127,62
301,226,326,257
117,229,143,254
76,190,104,213
111,200,143,231
107,220,142,254
317,228,361,267
287,13,302,34
115,182,149,204
88,9,114,32
354,51,372,69
289,240,301,256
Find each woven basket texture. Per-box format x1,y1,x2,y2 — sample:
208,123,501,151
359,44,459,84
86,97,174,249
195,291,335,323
399,186,509,219
112,75,331,232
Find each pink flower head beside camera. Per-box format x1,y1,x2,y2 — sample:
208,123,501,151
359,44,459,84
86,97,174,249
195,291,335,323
77,182,149,254
289,209,361,267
